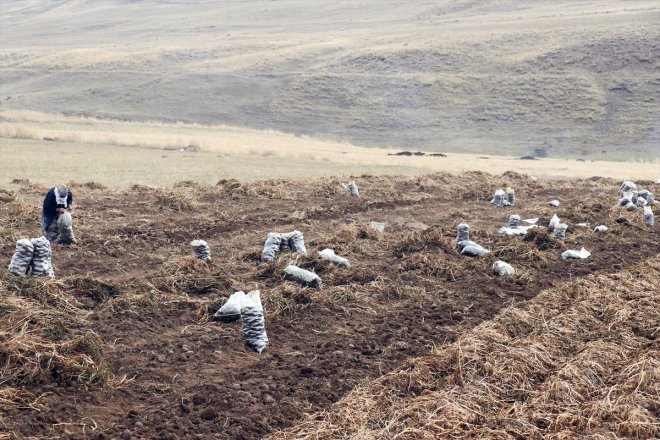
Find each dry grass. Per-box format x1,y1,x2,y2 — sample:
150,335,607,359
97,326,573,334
1,113,659,189
215,179,294,200
153,256,236,296
154,188,200,212
0,277,110,396
268,257,660,440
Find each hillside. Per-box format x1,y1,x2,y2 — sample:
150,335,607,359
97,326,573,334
1,0,659,159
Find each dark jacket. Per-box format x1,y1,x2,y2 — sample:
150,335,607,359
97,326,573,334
42,187,73,230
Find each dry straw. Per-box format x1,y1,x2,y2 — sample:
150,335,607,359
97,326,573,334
267,257,660,440
0,277,110,401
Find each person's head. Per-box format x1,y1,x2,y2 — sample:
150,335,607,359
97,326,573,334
55,185,69,212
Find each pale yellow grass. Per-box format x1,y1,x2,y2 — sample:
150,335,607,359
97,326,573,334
1,111,658,187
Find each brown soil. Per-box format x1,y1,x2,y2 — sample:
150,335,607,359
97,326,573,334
0,173,657,440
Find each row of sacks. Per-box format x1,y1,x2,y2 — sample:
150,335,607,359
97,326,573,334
491,187,516,207
196,181,360,353
459,214,591,266
618,181,655,225
191,231,349,288
197,233,351,354
7,237,55,278
456,224,515,275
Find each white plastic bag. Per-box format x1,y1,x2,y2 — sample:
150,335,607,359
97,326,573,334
214,291,247,322
549,214,560,229
561,247,591,260
319,248,350,267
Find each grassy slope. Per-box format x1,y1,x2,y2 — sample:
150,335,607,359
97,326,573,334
1,0,659,159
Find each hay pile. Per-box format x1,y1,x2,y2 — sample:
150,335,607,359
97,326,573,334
215,178,293,199
0,276,109,406
269,256,660,440
154,256,236,295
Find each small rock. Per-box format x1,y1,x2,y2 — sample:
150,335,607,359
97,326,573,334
262,394,275,404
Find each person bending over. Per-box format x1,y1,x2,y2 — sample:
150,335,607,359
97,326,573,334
42,185,76,244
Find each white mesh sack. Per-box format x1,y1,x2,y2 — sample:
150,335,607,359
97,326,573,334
508,215,521,229
56,211,76,244
213,291,247,323
342,181,359,197
619,181,637,194
499,214,525,235
283,265,323,288
636,190,654,204
461,244,489,257
261,233,283,262
241,290,269,353
491,189,511,208
30,236,55,278
456,223,470,243
8,239,34,276
190,239,211,261
618,196,632,207
285,230,308,257
261,231,308,262
506,187,516,206
644,206,654,226
492,260,515,276
552,223,568,241
369,221,385,233
548,200,560,207
319,249,350,267
456,240,479,251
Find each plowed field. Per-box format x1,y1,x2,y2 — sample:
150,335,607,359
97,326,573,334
1,172,657,439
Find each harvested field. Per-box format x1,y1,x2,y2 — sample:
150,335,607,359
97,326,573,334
269,259,660,440
0,172,658,439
